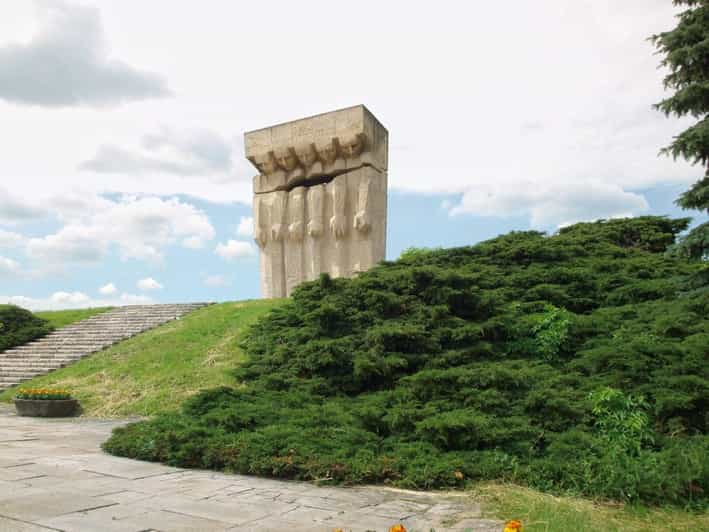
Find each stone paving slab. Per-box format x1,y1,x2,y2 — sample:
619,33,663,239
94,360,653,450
0,516,54,531
0,406,501,531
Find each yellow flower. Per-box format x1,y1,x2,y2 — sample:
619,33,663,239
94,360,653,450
504,520,523,532
389,525,407,532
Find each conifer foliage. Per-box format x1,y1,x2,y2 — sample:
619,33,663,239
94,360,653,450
652,0,709,258
105,217,709,505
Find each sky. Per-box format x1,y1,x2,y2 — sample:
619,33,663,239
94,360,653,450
0,0,706,310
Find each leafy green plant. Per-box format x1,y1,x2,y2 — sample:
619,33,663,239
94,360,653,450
588,387,652,455
531,304,571,362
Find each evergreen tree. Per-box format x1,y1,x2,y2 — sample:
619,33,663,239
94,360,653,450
652,0,709,259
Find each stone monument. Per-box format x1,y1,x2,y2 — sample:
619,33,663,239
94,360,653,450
245,105,388,298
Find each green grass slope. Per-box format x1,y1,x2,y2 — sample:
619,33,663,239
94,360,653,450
104,217,708,507
35,307,112,329
0,300,281,416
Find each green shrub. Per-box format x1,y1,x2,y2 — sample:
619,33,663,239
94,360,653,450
104,217,709,506
0,305,53,352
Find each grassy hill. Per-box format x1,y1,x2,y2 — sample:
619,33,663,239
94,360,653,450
0,300,280,416
104,217,708,509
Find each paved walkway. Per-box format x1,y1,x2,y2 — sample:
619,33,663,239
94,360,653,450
0,407,500,532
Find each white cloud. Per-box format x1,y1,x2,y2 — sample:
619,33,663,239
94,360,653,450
215,240,255,261
0,0,702,267
203,274,228,287
81,127,233,179
25,195,215,267
0,291,154,311
1,1,696,213
26,224,106,265
0,0,169,108
98,282,117,295
119,293,153,304
0,229,24,247
181,236,205,249
0,295,35,309
449,181,649,229
50,291,90,305
0,256,21,277
236,216,254,238
137,277,162,291
0,188,44,225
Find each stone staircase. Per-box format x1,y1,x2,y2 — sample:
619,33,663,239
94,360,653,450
0,303,210,391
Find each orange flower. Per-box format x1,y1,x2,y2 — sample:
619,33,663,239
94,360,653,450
389,525,407,532
504,520,523,532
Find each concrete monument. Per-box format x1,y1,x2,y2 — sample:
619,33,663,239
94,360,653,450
245,105,388,298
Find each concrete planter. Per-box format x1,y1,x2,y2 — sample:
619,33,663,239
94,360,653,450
14,398,78,418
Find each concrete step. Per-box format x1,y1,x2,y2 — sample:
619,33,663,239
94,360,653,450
1,374,48,383
28,323,174,334
0,360,81,367
2,350,108,358
0,369,55,376
5,342,119,349
4,343,116,353
0,363,70,372
3,347,108,355
0,358,81,366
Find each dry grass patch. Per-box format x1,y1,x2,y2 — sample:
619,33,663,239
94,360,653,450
477,483,709,532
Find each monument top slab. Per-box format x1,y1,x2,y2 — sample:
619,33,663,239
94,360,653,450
245,105,386,149
244,105,388,189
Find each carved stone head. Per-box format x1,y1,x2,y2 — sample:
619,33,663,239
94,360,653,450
318,138,341,166
275,148,300,172
250,151,281,175
341,133,366,159
295,143,319,168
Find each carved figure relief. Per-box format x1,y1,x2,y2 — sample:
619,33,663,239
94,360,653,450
353,172,375,273
306,184,325,281
245,105,388,298
262,190,287,298
328,176,349,278
285,187,305,295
